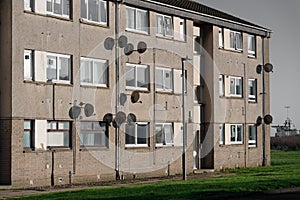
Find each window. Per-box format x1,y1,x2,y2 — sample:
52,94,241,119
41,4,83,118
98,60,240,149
125,123,149,147
46,0,70,17
47,121,71,148
126,6,148,33
219,124,225,145
46,53,71,83
219,28,224,48
230,124,243,144
230,76,243,97
248,35,256,57
193,36,201,54
155,123,173,146
219,75,224,97
194,85,201,104
24,0,33,11
126,64,149,91
174,17,185,41
80,122,108,147
24,50,33,80
248,125,257,147
24,120,34,148
81,0,107,24
156,14,173,37
80,57,108,87
156,67,173,92
230,31,243,51
248,79,257,102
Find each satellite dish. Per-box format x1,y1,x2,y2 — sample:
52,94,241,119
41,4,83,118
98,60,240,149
137,41,147,54
118,35,128,48
127,113,137,124
124,43,134,56
84,103,94,117
115,111,126,126
256,65,262,74
131,91,140,104
264,114,273,125
103,113,113,124
112,120,118,128
256,116,262,126
120,93,127,106
264,63,273,73
104,37,115,50
69,106,81,119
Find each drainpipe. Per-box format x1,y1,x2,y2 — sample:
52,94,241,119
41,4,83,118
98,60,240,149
153,48,156,165
243,63,247,168
262,37,267,166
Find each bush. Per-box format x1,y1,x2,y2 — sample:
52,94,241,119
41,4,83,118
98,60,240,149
271,135,300,151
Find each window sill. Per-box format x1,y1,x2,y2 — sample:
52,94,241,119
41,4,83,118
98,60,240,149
125,87,150,93
80,18,108,28
79,147,109,151
248,145,257,148
228,96,243,99
156,35,174,41
229,143,244,146
125,145,150,149
24,10,73,22
125,29,149,36
23,80,73,87
248,54,257,59
155,144,174,148
219,47,243,54
248,100,257,104
80,84,109,89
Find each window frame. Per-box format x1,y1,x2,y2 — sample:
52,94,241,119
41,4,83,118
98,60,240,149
156,13,173,38
47,121,71,149
155,123,174,147
80,121,109,148
248,34,256,57
230,76,243,97
125,122,149,147
80,0,108,25
219,27,224,48
24,49,34,81
155,67,173,93
230,124,243,144
229,30,243,51
248,78,257,102
248,124,257,147
219,124,225,145
219,74,225,97
24,0,34,11
80,57,109,87
126,63,149,91
46,52,71,84
24,120,35,149
46,0,71,18
126,6,149,34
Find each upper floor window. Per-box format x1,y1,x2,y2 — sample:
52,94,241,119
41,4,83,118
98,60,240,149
125,122,149,147
80,122,108,147
219,28,224,48
248,125,257,147
81,0,107,25
24,120,34,149
47,0,70,17
47,121,71,148
24,50,33,80
248,35,256,57
24,0,34,11
126,63,149,91
80,57,108,87
230,76,243,97
156,67,173,92
219,74,225,97
230,124,243,144
248,79,257,102
230,31,243,51
174,17,186,41
155,123,173,146
46,53,71,83
156,14,173,37
219,124,225,145
126,6,148,33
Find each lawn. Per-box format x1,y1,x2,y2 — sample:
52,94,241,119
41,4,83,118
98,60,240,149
11,151,300,200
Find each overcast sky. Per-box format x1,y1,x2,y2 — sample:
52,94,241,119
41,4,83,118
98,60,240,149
197,0,300,134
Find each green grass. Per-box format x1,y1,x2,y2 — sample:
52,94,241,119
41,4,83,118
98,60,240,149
11,151,300,200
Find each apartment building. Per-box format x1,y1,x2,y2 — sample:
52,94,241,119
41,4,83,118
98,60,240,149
0,0,272,187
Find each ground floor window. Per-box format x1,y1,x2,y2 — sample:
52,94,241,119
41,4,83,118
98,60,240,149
248,125,257,147
24,120,34,149
125,122,149,147
230,124,243,144
80,121,108,147
47,121,71,148
155,123,173,146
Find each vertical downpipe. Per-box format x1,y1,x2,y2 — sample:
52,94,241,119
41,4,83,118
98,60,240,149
243,63,247,168
153,48,156,165
262,37,267,166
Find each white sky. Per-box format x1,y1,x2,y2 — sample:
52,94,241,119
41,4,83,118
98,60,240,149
197,0,300,134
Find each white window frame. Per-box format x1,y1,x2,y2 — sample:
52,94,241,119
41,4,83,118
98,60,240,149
248,35,256,57
219,124,225,145
80,57,108,87
155,123,174,146
155,67,173,92
46,53,71,83
126,63,149,91
230,76,243,97
248,78,257,102
46,0,71,18
126,6,149,34
219,27,224,48
230,30,243,51
156,13,173,38
125,122,149,147
47,121,71,148
80,0,108,25
248,124,257,147
24,50,34,80
219,74,225,97
230,124,243,144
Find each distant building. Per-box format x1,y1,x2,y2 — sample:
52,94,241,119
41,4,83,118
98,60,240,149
0,0,272,187
272,118,299,137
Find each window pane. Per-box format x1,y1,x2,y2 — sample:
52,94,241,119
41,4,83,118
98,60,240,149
58,122,69,130
54,0,62,15
95,132,107,146
88,0,99,22
230,32,235,49
219,124,224,144
24,131,31,148
219,75,224,96
179,18,185,41
59,57,70,81
137,67,148,88
230,78,235,95
236,78,242,95
231,125,236,142
81,60,92,83
219,28,223,47
164,70,172,90
48,121,57,130
47,55,57,80
24,121,31,129
155,69,163,89
136,10,148,32
80,132,94,146
94,61,107,85
81,122,93,130
63,0,70,16
164,124,173,144
100,1,107,23
24,0,31,10
126,7,135,29
47,132,65,146
126,65,135,87
156,15,163,35
137,124,148,144
47,0,53,12
81,0,87,18
24,50,33,79
237,125,243,142
236,33,243,50
155,125,163,144
194,36,200,54
164,16,173,36
63,132,69,146
125,124,135,145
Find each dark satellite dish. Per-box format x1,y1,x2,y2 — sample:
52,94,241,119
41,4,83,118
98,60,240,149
104,37,115,50
120,93,127,106
112,120,118,128
84,103,94,117
131,91,140,104
124,43,134,56
118,35,128,48
137,41,147,54
69,106,81,119
264,63,273,73
256,116,262,126
264,114,273,125
127,113,137,124
103,113,113,124
256,65,262,74
115,111,126,126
